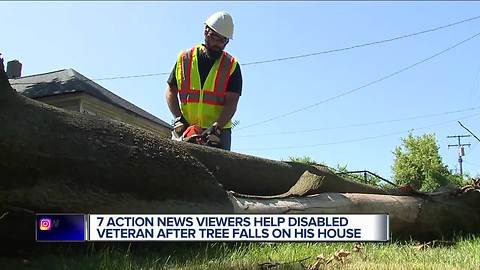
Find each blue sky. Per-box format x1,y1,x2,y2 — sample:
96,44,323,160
3,1,480,180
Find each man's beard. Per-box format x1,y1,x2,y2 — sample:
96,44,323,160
204,43,223,60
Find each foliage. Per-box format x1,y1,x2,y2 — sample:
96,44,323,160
392,133,463,192
287,156,321,166
335,164,382,186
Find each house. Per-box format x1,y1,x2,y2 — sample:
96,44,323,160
7,61,172,137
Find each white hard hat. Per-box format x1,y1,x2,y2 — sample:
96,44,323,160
205,11,234,39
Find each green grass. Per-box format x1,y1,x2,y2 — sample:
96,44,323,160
1,236,480,270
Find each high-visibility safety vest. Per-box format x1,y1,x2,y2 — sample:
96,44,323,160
176,44,238,129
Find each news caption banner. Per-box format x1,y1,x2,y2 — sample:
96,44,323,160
35,214,389,242
90,214,389,241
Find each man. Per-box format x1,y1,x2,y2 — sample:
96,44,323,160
165,11,242,151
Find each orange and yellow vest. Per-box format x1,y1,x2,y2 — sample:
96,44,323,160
176,44,238,129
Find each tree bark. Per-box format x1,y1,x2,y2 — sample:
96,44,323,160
179,145,390,196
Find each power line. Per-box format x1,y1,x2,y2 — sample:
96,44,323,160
235,113,480,151
235,106,480,138
10,72,172,86
10,15,480,86
235,31,480,131
458,121,480,143
93,72,171,81
242,15,480,66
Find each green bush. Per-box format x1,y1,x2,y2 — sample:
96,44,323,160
392,133,464,192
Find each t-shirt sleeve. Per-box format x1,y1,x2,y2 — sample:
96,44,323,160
167,63,177,89
226,63,242,96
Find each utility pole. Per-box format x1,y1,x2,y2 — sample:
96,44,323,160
447,135,471,175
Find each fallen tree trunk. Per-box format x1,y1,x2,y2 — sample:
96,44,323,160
1,57,479,242
179,144,390,196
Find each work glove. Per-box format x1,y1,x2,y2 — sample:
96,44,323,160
173,115,189,137
202,123,222,148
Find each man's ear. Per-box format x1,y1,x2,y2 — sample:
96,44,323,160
204,26,209,37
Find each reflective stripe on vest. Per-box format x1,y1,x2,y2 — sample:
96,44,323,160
179,48,200,103
179,90,200,103
176,45,237,128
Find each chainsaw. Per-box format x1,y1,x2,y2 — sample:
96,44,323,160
171,125,222,148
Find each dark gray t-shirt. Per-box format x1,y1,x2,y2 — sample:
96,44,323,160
167,45,242,95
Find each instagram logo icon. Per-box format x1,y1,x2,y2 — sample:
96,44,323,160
39,218,52,231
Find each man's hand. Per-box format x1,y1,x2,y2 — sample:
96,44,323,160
173,115,189,136
202,123,222,147
215,92,239,128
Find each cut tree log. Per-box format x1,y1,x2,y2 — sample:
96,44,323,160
0,56,479,242
230,190,480,241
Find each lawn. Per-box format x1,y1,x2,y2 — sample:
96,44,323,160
1,236,479,270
